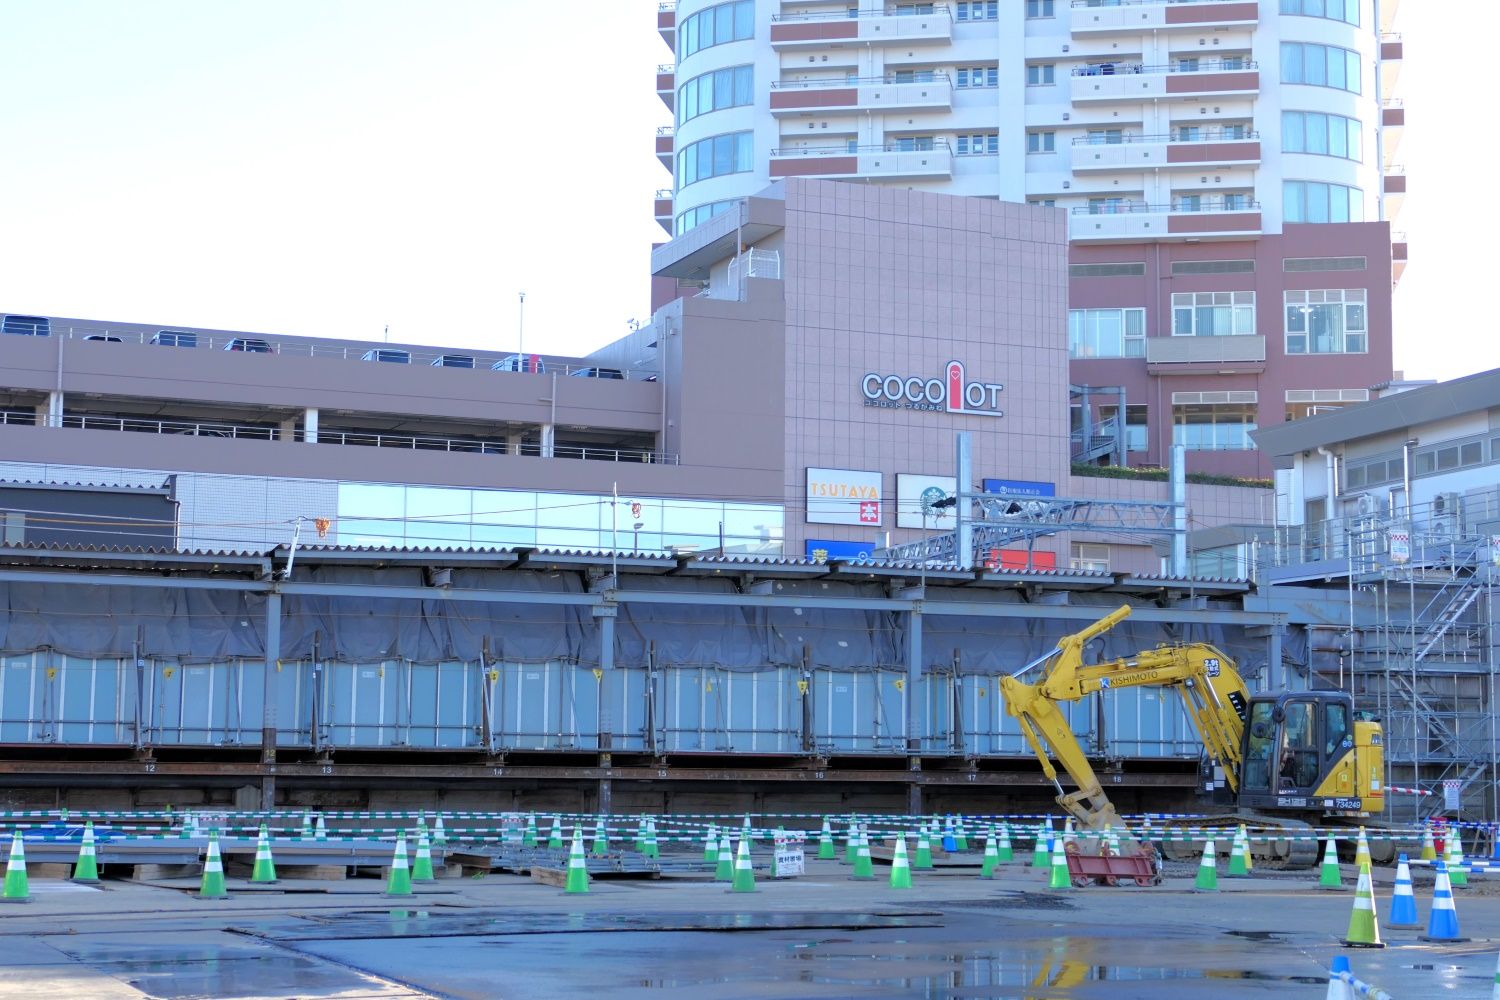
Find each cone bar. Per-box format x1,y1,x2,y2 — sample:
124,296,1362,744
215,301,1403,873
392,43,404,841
384,832,413,897
1318,836,1342,889
564,826,590,894
1420,859,1467,942
1341,861,1383,948
817,819,835,860
71,821,100,884
634,817,647,853
730,837,756,893
1194,839,1219,892
250,823,278,884
1387,853,1420,929
1,831,30,903
197,830,227,900
300,811,313,841
411,826,436,882
715,835,733,882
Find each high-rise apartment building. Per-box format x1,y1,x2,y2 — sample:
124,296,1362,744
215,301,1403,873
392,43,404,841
651,0,1405,477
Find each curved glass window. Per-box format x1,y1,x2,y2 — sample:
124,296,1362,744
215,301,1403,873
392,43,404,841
1281,42,1361,94
1280,0,1359,26
677,131,753,188
675,200,738,236
680,1,754,60
1283,111,1362,161
678,65,754,125
1284,181,1364,223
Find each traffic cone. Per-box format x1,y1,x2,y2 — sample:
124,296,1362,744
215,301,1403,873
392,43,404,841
197,831,227,900
704,823,719,864
524,814,538,848
1227,827,1249,878
548,816,563,851
1047,838,1071,891
996,822,1013,863
1242,825,1254,872
2,831,30,903
1387,853,1420,929
1354,827,1371,871
914,828,934,870
1195,839,1219,892
954,817,968,852
731,837,756,893
1031,827,1050,869
1420,822,1437,862
250,823,278,884
817,819,835,860
850,833,876,881
644,819,659,859
564,827,590,895
592,818,608,857
1420,860,1466,941
1447,831,1469,888
1490,950,1499,1000
844,820,858,864
300,811,313,841
1342,862,1383,948
634,817,647,853
742,814,753,844
715,836,733,882
1326,955,1355,1000
314,813,328,842
1063,817,1076,845
432,813,447,848
980,831,999,878
384,833,413,897
890,835,913,889
411,827,436,882
71,821,100,884
1318,836,1342,889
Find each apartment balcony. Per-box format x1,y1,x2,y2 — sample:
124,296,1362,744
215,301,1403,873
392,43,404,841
770,6,953,48
1069,0,1258,35
656,126,674,171
657,64,675,112
1069,200,1262,243
1382,100,1404,161
1392,232,1408,285
770,141,954,181
1070,60,1258,104
770,74,953,116
1380,33,1403,92
658,2,676,48
1070,130,1260,173
1384,166,1406,217
654,189,673,235
1145,334,1266,374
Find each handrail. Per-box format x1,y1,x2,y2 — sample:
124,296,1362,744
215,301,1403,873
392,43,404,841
659,1,676,10
1070,129,1257,145
1070,200,1260,215
1072,59,1256,75
656,63,675,75
1072,0,1247,6
656,125,674,136
772,5,952,21
771,140,953,156
654,188,673,200
771,72,951,89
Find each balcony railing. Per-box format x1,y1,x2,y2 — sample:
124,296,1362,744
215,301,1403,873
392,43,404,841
1070,129,1257,144
771,140,953,156
772,5,951,19
1070,0,1251,6
1146,335,1266,366
771,72,951,89
1071,199,1260,215
1072,59,1255,76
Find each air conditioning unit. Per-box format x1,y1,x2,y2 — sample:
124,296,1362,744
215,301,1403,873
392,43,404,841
1356,493,1378,517
1431,491,1463,536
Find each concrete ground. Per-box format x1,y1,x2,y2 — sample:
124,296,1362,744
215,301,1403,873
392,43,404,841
0,854,1495,999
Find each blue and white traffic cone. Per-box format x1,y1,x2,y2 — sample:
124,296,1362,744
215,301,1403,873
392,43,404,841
1388,853,1419,929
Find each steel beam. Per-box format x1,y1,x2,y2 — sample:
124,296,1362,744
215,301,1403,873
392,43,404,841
261,590,281,809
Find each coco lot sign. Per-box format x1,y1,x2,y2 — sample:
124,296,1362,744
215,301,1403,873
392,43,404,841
861,360,1003,418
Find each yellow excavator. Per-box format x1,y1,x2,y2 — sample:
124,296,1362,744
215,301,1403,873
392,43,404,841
1000,604,1386,867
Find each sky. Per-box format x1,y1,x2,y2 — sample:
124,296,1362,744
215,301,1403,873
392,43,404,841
0,1,1485,381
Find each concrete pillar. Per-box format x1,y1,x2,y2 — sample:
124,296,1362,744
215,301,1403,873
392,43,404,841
303,407,319,444
261,591,281,810
41,391,62,428
907,605,923,816
278,415,298,442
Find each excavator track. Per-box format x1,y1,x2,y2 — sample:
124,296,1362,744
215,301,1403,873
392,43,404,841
1153,813,1320,869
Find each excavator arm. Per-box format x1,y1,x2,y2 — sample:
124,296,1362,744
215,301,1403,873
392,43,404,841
1000,605,1251,832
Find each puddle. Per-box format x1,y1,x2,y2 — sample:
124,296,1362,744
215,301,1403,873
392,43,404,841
50,943,373,1000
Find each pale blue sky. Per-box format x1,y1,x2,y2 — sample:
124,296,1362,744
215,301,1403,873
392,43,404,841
0,1,1480,381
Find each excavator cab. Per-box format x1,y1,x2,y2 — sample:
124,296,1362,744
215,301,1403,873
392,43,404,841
1236,691,1380,814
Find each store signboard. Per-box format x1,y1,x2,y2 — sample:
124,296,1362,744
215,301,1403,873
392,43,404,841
805,539,878,563
896,474,958,529
982,478,1056,498
806,468,882,526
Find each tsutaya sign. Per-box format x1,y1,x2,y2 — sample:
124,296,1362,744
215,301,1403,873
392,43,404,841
861,360,1004,418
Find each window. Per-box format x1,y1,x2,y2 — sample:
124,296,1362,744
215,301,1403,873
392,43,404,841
1028,198,1057,207
1175,194,1202,212
680,1,754,60
677,65,754,126
677,131,754,188
1176,57,1200,73
1026,0,1055,16
1087,197,1128,214
1,315,50,336
957,1,999,20
1026,131,1056,153
1070,543,1110,572
956,66,998,88
1068,308,1146,359
957,133,999,155
1281,0,1360,26
1086,129,1124,145
1099,404,1149,452
1172,401,1257,451
1280,42,1361,94
895,2,936,12
1026,64,1056,86
674,199,738,236
1283,111,1362,161
1284,181,1364,223
1284,290,1367,354
1172,292,1255,336
894,135,936,151
892,69,936,83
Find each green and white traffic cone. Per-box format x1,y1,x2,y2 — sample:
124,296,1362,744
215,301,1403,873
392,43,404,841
914,828,934,870
850,832,876,881
314,813,328,842
731,837,756,893
432,813,447,848
2,831,30,903
1447,830,1469,888
954,817,968,852
250,823,278,884
71,821,100,884
384,833,413,897
1047,838,1072,891
1226,827,1249,878
817,819,835,860
703,823,719,864
634,817,648,854
715,836,733,882
1318,836,1342,890
547,816,563,852
1194,839,1219,892
890,835,913,889
1355,827,1372,872
980,831,999,879
299,811,313,841
1342,861,1384,948
844,821,859,864
591,818,609,858
197,831,227,900
1031,827,1050,869
996,822,1013,863
564,827,590,895
742,814,753,844
644,819,660,859
523,814,539,848
411,827,436,882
